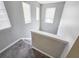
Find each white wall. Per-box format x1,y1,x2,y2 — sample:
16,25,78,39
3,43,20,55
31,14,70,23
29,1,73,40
57,1,79,57
0,1,25,51
40,2,65,34
23,1,40,38
0,1,40,51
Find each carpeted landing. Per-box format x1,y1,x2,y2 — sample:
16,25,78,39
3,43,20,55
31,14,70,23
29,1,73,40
0,40,34,58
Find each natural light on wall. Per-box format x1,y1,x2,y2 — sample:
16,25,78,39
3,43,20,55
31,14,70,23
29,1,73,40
22,2,31,24
45,8,56,24
0,2,11,30
36,7,40,21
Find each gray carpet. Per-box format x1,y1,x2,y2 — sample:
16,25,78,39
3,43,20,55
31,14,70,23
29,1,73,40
0,39,34,58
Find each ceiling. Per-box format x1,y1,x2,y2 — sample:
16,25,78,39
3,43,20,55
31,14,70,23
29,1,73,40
37,1,61,4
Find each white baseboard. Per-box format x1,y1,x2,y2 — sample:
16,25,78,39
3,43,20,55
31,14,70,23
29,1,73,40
0,39,21,54
0,38,31,54
32,46,54,58
20,37,31,41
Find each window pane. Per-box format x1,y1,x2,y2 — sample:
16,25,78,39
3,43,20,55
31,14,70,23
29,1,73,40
36,7,40,21
22,2,31,24
45,8,56,23
0,2,5,9
0,2,11,30
45,18,54,23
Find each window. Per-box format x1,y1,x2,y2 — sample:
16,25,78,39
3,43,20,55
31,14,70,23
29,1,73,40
22,2,31,24
36,7,40,21
45,8,56,24
0,2,11,30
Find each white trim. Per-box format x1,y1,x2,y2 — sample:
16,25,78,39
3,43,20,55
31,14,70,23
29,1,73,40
0,38,22,54
0,38,32,54
32,46,54,58
20,37,31,41
20,38,32,45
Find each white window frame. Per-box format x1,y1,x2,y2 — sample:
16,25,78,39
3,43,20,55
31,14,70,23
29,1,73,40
45,8,56,24
22,2,31,24
0,1,11,30
36,7,40,21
